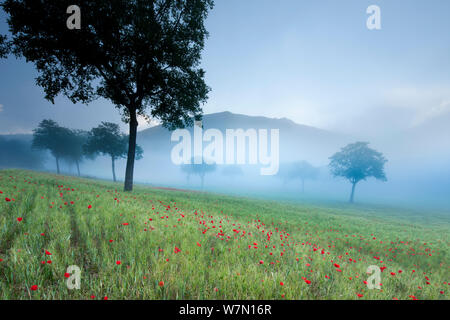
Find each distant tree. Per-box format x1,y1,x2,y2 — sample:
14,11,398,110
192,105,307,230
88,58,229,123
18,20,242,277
329,142,387,203
278,161,319,193
84,122,143,182
0,136,44,169
2,0,213,191
32,119,72,174
294,161,319,193
221,165,244,178
63,129,88,177
181,157,216,189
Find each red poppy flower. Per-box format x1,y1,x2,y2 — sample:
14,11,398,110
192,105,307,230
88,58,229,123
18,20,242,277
116,260,121,265
17,217,23,222
30,285,38,291
64,273,71,278
88,205,92,209
159,281,164,287
45,250,52,255
5,197,11,202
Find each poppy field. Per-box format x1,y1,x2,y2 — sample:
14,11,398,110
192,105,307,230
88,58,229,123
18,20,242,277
0,169,448,300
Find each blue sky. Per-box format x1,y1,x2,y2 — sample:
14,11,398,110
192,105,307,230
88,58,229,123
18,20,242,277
0,0,449,135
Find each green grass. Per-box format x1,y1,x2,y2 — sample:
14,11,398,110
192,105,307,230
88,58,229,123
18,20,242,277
0,169,448,300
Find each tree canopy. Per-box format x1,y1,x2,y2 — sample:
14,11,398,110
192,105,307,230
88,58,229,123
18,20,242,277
32,119,72,174
1,0,214,191
329,142,387,203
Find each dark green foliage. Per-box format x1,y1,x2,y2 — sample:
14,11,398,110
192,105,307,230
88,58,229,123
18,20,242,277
32,119,73,174
2,0,213,191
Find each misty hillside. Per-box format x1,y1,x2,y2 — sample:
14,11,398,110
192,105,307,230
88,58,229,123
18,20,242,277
1,111,449,209
137,111,351,166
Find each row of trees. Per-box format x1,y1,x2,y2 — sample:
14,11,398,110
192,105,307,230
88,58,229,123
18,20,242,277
32,120,142,181
178,142,387,203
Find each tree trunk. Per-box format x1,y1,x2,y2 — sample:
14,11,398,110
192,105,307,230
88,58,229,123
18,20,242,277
75,160,80,177
55,156,60,174
349,182,357,203
124,107,138,191
111,156,117,182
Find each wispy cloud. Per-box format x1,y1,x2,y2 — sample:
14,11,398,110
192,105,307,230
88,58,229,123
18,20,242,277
0,104,3,112
384,86,450,127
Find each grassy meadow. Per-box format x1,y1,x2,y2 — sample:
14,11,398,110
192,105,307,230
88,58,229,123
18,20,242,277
0,169,448,300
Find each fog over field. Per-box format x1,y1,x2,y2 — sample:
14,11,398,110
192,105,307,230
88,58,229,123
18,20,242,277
2,110,449,211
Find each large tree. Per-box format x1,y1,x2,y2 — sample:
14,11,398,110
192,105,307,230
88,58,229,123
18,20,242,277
1,0,213,191
32,119,72,174
329,142,387,203
84,122,143,182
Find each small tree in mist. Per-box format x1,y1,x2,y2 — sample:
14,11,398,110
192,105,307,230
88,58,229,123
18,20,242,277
278,161,319,193
294,161,319,193
32,119,72,174
64,129,88,176
1,0,213,191
329,142,387,203
181,157,216,189
84,122,143,182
